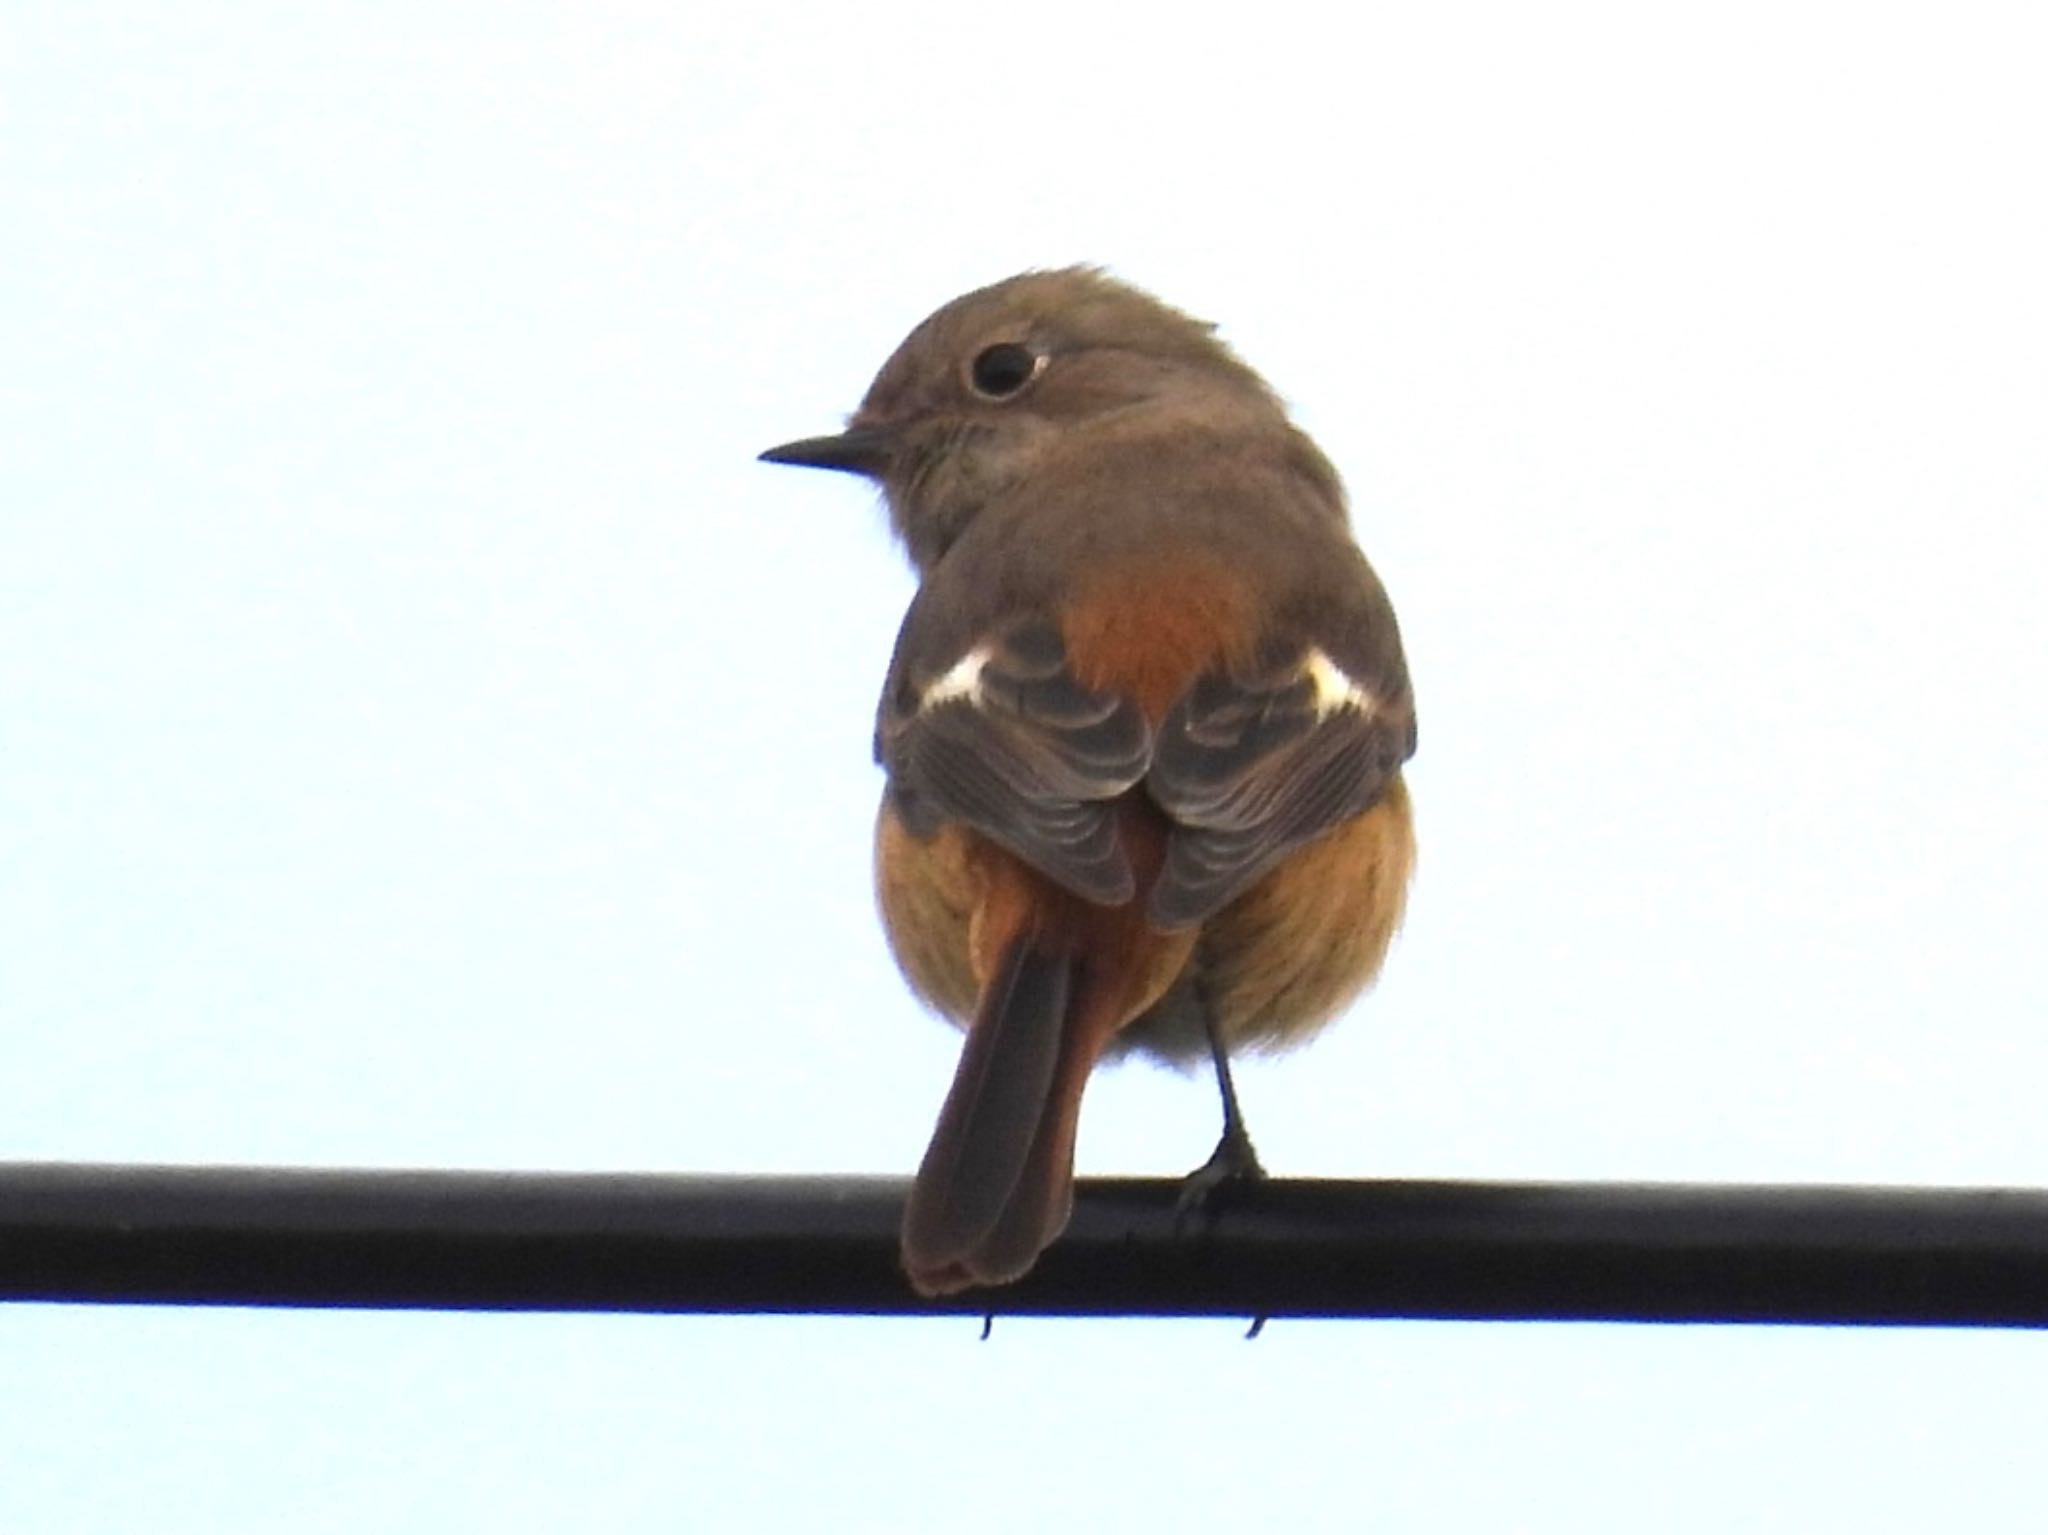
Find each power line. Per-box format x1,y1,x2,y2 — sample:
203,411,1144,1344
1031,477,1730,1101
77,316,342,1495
5,1162,2046,1325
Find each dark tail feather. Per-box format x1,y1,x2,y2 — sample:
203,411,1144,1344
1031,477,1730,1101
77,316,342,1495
902,940,1072,1294
954,1025,1098,1286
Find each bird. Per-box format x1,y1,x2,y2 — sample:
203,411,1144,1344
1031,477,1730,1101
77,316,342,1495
760,267,1416,1296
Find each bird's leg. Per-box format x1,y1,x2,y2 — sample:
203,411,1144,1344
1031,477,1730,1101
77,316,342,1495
1176,974,1266,1220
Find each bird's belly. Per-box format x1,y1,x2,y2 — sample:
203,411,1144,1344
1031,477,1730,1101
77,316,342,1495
876,774,1413,1058
1183,773,1415,1056
874,805,981,1025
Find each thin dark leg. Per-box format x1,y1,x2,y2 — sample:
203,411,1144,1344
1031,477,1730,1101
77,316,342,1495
1176,977,1266,1219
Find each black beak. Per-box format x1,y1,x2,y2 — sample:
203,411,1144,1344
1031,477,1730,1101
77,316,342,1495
757,426,894,477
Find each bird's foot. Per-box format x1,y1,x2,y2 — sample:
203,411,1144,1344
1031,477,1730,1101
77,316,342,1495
1174,1119,1268,1231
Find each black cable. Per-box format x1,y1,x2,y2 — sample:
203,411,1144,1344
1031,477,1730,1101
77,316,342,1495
6,1163,2046,1325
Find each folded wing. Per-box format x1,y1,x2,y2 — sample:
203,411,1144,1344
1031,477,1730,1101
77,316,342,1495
878,622,1153,906
1147,646,1415,929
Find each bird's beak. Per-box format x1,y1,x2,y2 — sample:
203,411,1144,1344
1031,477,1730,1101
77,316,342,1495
757,426,895,478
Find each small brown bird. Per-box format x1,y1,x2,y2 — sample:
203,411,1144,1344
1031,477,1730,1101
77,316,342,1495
762,268,1416,1296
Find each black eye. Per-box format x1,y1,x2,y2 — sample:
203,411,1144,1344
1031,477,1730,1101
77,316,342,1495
969,342,1042,399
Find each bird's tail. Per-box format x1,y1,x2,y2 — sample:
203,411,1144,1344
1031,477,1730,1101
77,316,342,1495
900,930,1109,1297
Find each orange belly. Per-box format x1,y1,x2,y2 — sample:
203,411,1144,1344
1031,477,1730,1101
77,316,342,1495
873,771,1413,1060
1194,773,1414,1052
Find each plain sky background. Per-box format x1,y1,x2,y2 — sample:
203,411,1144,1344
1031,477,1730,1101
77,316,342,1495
5,4,2046,1530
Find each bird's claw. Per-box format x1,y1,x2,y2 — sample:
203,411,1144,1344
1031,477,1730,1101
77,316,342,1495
1174,1120,1267,1232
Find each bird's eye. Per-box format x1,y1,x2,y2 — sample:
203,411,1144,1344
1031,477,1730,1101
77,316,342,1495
968,342,1043,399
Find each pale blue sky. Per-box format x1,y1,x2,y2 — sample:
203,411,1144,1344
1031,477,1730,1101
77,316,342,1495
4,5,2046,1531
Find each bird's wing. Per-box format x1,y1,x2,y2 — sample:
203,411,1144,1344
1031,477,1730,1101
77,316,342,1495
879,621,1152,906
1146,641,1415,929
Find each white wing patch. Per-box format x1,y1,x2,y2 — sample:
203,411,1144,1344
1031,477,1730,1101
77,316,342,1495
921,645,992,710
1306,648,1377,720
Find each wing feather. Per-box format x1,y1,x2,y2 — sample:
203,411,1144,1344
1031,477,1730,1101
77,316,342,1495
1147,647,1413,929
880,622,1151,906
